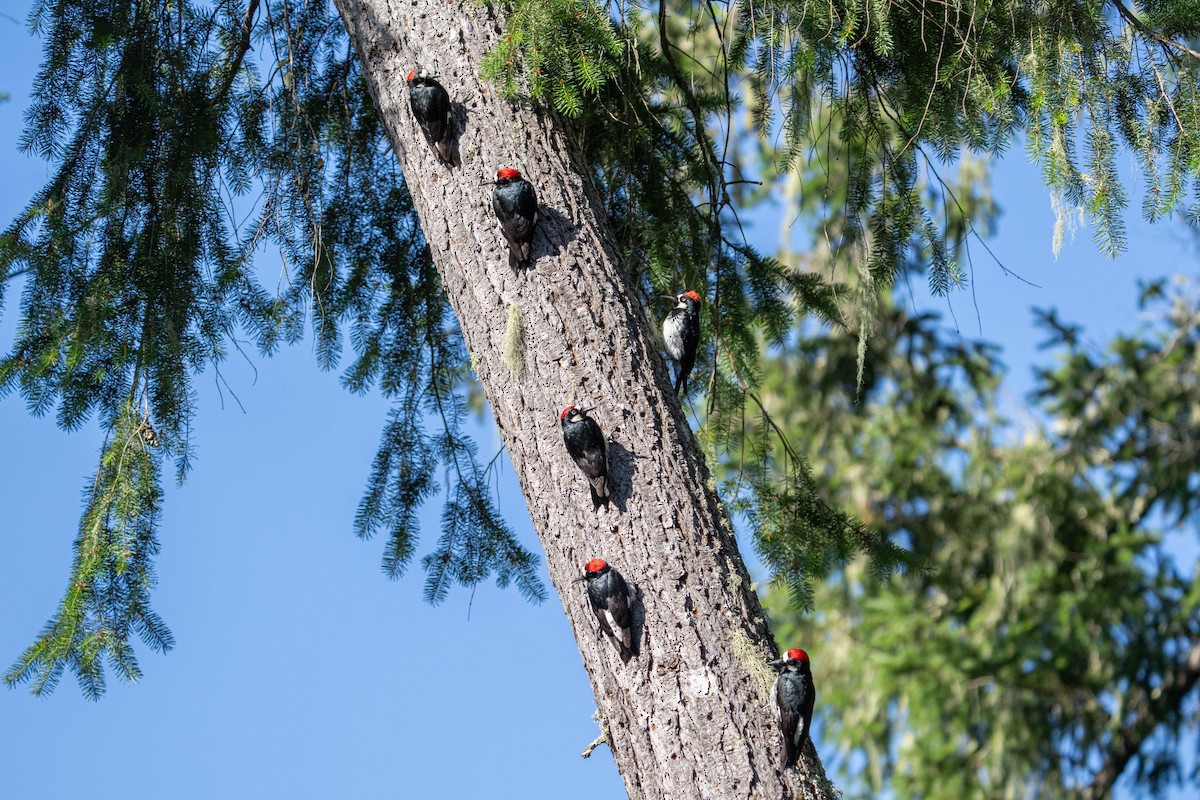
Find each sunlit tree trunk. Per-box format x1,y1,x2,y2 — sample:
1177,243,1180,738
332,1,837,797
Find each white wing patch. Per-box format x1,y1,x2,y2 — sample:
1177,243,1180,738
604,609,630,646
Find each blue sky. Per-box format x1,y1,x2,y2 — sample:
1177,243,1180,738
1,5,1197,799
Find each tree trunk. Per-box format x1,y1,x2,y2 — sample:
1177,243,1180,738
332,1,837,797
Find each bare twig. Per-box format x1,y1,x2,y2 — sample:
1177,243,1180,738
209,0,261,109
1111,0,1200,62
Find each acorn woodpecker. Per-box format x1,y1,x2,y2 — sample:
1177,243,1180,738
663,290,701,395
574,558,636,660
770,648,816,770
492,166,538,270
559,405,609,510
406,69,453,164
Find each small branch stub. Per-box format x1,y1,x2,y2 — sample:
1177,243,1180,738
582,710,610,758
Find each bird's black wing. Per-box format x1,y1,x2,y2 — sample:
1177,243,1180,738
597,572,634,657
577,418,608,479
798,674,815,747
425,84,452,160
512,182,538,240
588,591,616,640
605,571,633,635
500,184,537,247
774,674,803,768
680,317,700,363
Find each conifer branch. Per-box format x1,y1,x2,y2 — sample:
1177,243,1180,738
1079,638,1200,800
1110,0,1200,62
209,0,261,109
656,0,729,417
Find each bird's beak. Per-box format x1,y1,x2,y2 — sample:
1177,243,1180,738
767,658,785,668
572,574,588,583
661,295,675,301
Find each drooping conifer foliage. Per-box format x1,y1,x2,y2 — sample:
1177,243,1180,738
0,0,544,694
1,0,1197,702
489,0,1200,258
480,0,1199,610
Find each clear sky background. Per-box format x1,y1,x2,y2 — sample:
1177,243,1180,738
1,5,1197,799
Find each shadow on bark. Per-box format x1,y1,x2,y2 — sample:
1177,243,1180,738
604,438,635,513
529,205,576,267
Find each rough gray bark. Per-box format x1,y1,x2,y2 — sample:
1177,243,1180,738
332,1,838,798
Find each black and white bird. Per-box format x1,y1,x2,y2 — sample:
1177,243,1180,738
574,558,636,660
663,290,701,395
406,69,453,165
491,166,539,270
770,648,816,770
559,405,609,510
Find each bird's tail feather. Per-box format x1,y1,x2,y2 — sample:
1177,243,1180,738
589,484,610,510
782,738,799,770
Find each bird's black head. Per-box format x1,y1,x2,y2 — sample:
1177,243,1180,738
573,558,610,583
407,68,438,87
559,404,588,427
495,166,523,187
769,647,811,673
675,290,701,310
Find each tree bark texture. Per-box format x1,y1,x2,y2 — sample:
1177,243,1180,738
332,2,837,798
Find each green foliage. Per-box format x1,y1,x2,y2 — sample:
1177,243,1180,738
738,416,921,610
479,0,626,116
5,0,1199,707
764,278,1200,800
6,400,172,698
499,5,911,602
732,0,1200,260
1,0,542,696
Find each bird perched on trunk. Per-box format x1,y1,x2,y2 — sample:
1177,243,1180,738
406,69,453,165
559,405,608,510
574,558,636,660
491,166,538,270
770,648,816,769
663,290,701,395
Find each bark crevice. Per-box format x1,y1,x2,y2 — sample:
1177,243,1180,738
332,1,836,797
